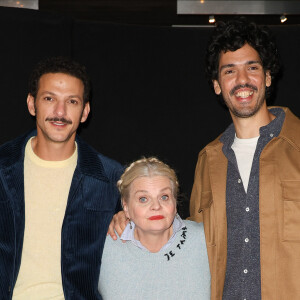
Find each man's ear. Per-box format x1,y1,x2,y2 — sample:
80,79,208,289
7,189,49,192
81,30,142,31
81,102,90,123
266,71,272,87
213,80,221,95
27,94,36,116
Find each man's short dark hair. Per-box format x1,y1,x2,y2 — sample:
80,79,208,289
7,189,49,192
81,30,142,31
28,56,91,104
205,18,280,98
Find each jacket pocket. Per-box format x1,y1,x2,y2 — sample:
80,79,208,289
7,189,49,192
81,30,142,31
282,180,300,241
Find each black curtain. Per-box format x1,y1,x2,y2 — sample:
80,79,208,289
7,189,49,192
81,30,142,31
1,7,300,217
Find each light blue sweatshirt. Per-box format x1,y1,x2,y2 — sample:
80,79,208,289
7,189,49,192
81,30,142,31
98,220,211,300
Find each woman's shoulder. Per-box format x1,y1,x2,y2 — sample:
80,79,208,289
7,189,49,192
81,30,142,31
183,220,204,233
103,232,125,255
180,220,206,244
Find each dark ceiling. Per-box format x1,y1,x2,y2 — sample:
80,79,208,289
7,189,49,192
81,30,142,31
39,0,300,26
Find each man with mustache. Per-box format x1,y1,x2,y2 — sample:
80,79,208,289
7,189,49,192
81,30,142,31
189,18,300,299
0,57,123,299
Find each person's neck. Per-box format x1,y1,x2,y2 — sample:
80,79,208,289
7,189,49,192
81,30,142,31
135,226,173,253
231,105,276,139
31,135,76,161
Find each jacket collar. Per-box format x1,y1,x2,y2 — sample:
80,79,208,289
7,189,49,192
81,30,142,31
75,135,109,182
0,130,34,169
219,107,285,147
203,106,300,153
273,106,300,151
0,129,109,182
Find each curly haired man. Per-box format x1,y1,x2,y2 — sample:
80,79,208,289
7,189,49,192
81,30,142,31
190,18,300,300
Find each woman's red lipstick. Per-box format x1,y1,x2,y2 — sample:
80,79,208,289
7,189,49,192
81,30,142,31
149,215,164,220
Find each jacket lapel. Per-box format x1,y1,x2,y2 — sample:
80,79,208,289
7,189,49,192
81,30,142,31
67,136,109,205
0,131,35,215
0,130,35,284
206,143,228,299
207,143,228,238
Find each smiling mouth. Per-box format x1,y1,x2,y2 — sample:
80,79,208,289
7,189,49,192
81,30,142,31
149,215,164,220
235,90,254,98
230,84,257,97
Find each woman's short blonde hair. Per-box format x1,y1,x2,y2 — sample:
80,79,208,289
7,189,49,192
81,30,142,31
117,157,179,203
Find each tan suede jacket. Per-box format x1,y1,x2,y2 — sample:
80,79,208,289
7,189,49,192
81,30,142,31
189,107,300,300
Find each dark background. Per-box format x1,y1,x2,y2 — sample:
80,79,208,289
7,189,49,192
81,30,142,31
38,0,300,26
1,6,300,218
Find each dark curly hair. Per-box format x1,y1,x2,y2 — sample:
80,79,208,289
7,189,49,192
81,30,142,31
28,56,91,104
205,18,280,98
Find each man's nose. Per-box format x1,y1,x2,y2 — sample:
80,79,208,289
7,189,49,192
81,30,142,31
236,68,249,85
54,101,66,116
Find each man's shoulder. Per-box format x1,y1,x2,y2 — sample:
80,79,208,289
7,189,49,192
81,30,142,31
95,151,124,180
76,137,123,169
76,136,123,181
276,107,300,147
281,106,300,125
95,152,123,171
0,130,34,168
199,133,224,157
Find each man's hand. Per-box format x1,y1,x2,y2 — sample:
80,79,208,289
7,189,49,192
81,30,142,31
107,211,128,240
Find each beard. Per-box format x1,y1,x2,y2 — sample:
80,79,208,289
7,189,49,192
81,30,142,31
223,83,265,118
227,96,265,118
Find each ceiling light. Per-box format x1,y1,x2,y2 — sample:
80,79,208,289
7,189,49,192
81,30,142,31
280,15,287,23
209,15,215,24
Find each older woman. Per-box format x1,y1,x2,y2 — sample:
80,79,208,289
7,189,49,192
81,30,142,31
98,157,210,299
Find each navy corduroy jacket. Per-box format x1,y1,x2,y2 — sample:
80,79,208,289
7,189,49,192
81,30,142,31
0,130,123,299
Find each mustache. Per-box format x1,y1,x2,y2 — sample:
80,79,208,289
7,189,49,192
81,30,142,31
45,117,72,124
230,84,258,96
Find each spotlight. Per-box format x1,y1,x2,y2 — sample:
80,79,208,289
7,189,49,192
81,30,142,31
209,15,215,24
280,15,287,23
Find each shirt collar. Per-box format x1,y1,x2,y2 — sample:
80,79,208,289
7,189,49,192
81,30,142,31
259,107,285,137
120,214,185,252
220,107,285,150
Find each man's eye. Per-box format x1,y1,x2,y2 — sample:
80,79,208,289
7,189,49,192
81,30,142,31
249,66,258,70
139,197,147,203
69,99,78,104
44,96,53,101
224,70,233,75
161,195,169,201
